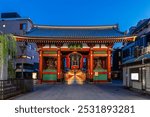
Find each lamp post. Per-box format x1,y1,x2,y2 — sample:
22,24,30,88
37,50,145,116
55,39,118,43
19,43,27,79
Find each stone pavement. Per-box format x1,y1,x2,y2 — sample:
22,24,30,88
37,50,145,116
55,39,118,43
13,80,150,100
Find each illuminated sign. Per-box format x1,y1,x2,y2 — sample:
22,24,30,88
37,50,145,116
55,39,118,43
32,72,37,79
131,73,139,80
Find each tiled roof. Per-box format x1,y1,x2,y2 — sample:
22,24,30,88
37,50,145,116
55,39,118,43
25,25,125,38
135,54,150,61
131,19,150,34
123,58,136,64
123,54,150,64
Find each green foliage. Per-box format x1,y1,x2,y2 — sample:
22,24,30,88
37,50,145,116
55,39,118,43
0,34,17,78
8,60,16,78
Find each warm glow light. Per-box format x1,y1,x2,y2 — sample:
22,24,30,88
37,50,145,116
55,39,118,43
3,24,6,28
65,70,86,85
32,72,37,79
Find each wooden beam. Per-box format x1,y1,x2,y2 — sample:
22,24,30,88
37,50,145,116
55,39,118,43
93,54,108,57
60,48,90,52
41,48,58,51
93,48,108,51
43,54,57,57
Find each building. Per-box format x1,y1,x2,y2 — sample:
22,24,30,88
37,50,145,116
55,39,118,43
112,48,122,79
16,25,135,83
0,34,16,80
15,42,39,79
0,13,33,35
122,18,150,92
0,12,39,79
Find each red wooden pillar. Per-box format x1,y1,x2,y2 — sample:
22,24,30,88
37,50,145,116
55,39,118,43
107,48,111,81
80,56,83,69
66,55,70,69
57,48,61,80
87,56,90,78
39,50,43,84
90,48,94,79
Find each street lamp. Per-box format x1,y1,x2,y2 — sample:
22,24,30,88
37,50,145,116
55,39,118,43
2,24,6,34
19,43,27,79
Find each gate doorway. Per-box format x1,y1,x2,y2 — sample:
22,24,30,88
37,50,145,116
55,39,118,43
63,52,87,85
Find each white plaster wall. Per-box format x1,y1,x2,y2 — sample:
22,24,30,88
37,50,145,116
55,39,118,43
51,44,57,48
82,43,90,48
101,44,108,48
123,67,127,86
43,44,50,48
123,64,150,91
123,66,130,87
132,81,142,90
146,66,150,91
127,67,130,87
61,43,68,48
93,44,100,48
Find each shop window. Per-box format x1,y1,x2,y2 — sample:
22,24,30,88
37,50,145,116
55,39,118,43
130,68,140,81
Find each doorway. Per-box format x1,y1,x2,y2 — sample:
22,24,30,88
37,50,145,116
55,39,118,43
63,52,87,85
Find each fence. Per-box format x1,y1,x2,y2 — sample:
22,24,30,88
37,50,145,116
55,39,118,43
0,79,33,100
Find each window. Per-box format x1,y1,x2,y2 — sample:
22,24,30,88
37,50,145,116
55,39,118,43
20,23,27,30
131,73,139,80
123,49,130,58
130,68,140,81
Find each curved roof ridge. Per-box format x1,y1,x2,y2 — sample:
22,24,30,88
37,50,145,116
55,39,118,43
113,27,125,35
34,24,118,30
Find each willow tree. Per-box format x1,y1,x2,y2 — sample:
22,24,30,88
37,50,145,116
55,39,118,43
0,34,17,80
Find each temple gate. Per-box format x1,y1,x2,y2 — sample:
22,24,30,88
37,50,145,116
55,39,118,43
15,25,136,84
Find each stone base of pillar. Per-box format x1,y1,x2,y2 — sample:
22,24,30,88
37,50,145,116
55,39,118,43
57,79,63,82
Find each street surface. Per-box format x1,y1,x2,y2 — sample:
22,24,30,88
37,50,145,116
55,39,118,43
13,80,150,100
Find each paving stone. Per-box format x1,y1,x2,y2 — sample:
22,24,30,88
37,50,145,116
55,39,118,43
13,80,150,100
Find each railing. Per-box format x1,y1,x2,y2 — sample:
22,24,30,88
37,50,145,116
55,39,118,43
0,79,33,100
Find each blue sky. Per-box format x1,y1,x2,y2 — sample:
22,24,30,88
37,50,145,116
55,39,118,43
0,0,150,31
